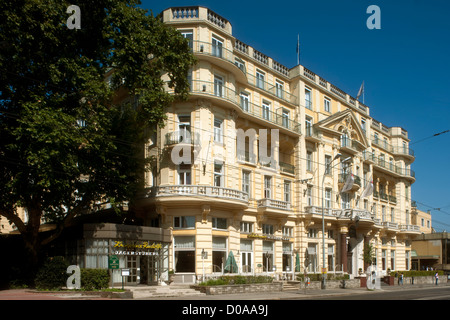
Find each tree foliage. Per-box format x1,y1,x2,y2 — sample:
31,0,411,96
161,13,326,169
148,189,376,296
0,0,196,266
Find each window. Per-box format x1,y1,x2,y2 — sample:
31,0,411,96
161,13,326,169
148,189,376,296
391,250,395,270
282,226,293,237
86,239,108,269
306,151,313,172
212,237,227,272
282,109,289,128
178,115,191,143
305,117,312,136
391,208,395,223
308,228,317,238
181,31,193,49
325,155,332,175
174,236,195,272
178,164,191,185
240,222,253,233
214,75,224,97
276,80,284,99
282,242,292,272
264,176,272,199
382,206,386,221
174,216,195,229
242,170,251,195
284,180,291,203
341,193,350,209
256,71,265,89
240,92,249,112
214,161,223,187
307,186,313,206
263,241,274,272
262,101,271,120
212,217,227,230
325,188,332,208
327,245,335,271
214,118,223,143
307,244,317,272
240,240,253,273
324,97,330,112
212,36,223,58
235,58,245,73
361,118,366,134
262,224,274,235
374,133,379,144
381,249,386,270
305,88,312,109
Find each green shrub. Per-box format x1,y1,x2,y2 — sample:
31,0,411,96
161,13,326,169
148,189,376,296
35,256,69,290
391,270,444,278
199,275,273,286
81,269,110,291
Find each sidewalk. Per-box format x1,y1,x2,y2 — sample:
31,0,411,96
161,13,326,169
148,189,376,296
1,282,447,300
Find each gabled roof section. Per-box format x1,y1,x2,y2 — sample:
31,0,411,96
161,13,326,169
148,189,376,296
315,109,369,148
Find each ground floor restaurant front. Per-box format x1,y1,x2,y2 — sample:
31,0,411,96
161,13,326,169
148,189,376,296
57,220,416,286
64,223,172,286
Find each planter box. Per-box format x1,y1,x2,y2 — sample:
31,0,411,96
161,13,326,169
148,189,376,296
191,282,282,295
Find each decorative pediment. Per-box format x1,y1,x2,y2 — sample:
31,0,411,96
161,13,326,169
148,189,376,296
315,109,369,149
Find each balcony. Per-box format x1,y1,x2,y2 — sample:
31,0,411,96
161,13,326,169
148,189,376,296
338,173,362,192
190,40,247,83
165,131,200,146
305,126,322,143
186,80,301,136
382,221,399,231
257,198,292,217
392,146,415,160
340,137,361,154
144,185,248,209
399,224,420,234
247,73,297,105
279,162,295,175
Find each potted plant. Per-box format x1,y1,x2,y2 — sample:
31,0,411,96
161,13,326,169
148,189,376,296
168,270,175,284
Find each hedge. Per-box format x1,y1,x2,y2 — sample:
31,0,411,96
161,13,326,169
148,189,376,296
34,256,110,290
296,273,349,282
81,269,110,291
390,270,444,277
199,275,273,286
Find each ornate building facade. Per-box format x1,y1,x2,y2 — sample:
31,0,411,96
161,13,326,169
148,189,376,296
126,6,421,284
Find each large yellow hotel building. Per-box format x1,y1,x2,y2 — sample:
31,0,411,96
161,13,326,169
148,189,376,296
130,6,419,284
1,6,420,286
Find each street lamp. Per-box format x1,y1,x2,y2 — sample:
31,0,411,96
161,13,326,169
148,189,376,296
321,153,351,289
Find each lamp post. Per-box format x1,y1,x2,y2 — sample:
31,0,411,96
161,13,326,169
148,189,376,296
321,153,351,289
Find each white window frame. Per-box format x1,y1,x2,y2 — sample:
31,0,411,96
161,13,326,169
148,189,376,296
214,161,224,187
264,176,272,199
214,74,224,97
262,101,271,121
324,97,330,112
214,117,223,143
256,70,265,89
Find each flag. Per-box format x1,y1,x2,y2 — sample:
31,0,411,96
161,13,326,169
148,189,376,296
356,81,364,100
341,173,354,193
361,177,374,198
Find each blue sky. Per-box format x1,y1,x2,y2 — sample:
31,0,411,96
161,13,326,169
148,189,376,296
142,0,450,231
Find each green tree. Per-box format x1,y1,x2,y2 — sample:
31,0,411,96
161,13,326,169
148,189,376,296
362,243,375,270
0,0,195,271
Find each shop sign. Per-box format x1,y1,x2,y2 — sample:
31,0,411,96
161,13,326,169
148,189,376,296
246,233,291,241
112,240,162,256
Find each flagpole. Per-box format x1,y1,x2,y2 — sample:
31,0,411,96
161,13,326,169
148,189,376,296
297,34,300,65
